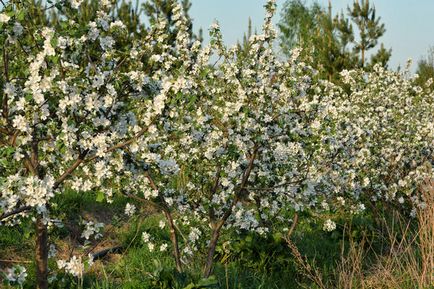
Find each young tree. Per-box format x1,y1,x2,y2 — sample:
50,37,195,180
415,46,434,88
334,66,433,215
123,0,347,278
0,0,194,287
278,0,391,81
347,0,390,68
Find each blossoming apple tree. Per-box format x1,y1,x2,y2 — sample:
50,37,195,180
0,0,193,287
117,0,353,278
331,66,433,215
1,0,433,287
119,1,433,278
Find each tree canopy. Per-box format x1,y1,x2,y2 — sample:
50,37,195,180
278,0,391,82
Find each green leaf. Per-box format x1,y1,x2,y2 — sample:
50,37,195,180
196,276,218,287
273,232,283,242
6,10,15,17
50,36,58,48
16,10,25,21
55,2,64,11
183,276,217,289
96,191,105,202
23,226,32,239
0,159,8,167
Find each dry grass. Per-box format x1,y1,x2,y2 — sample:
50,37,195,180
417,180,434,287
336,179,434,289
335,228,366,289
286,237,327,289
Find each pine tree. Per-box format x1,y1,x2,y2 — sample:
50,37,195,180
278,0,323,58
237,17,257,58
278,0,391,82
368,43,392,69
116,0,145,36
415,46,434,88
347,0,389,68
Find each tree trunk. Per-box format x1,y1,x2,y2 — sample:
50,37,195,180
163,209,182,273
144,173,183,272
202,146,258,278
35,217,48,289
203,222,223,278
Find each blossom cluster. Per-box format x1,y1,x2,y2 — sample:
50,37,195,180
81,220,104,240
56,255,93,278
142,231,168,252
0,0,432,283
3,265,27,286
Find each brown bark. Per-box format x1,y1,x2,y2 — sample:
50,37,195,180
35,217,48,289
163,209,183,272
145,173,183,272
0,205,32,221
286,213,299,239
2,45,9,119
203,221,224,278
203,146,259,278
53,150,89,190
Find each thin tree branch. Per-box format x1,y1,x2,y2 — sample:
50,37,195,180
2,45,9,119
0,206,32,221
53,150,89,190
0,259,32,264
244,179,304,192
122,191,162,211
85,127,148,163
203,145,259,278
0,126,9,135
286,213,299,239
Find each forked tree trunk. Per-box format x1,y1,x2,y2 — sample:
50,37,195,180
203,146,258,278
162,209,183,272
124,188,183,272
203,221,224,278
35,217,48,289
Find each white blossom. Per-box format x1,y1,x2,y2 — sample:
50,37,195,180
160,243,168,252
81,221,104,240
5,265,27,286
70,0,83,9
0,13,10,23
124,203,136,217
323,219,336,232
57,256,83,277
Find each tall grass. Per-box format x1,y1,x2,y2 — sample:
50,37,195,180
335,179,434,289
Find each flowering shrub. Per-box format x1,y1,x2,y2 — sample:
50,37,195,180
3,265,27,287
0,0,189,287
332,65,434,214
0,0,432,287
119,0,364,277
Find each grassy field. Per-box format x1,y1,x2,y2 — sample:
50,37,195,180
1,188,434,289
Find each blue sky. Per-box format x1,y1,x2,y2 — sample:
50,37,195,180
189,0,434,72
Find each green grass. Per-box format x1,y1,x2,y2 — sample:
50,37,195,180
1,192,429,289
0,208,346,289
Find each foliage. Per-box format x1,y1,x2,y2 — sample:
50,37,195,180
278,0,392,81
414,46,434,89
0,0,433,288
